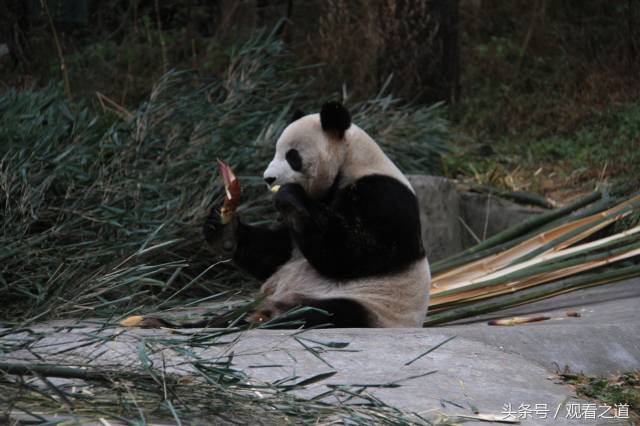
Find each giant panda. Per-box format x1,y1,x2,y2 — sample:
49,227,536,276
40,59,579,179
204,101,430,328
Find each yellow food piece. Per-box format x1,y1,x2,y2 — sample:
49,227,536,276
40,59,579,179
270,185,281,193
220,210,233,225
120,315,145,327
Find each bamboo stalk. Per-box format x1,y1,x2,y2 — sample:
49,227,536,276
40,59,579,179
431,196,619,275
432,225,640,300
427,193,640,325
508,197,640,265
0,362,115,382
465,183,555,209
424,263,640,325
433,209,614,290
432,260,630,308
431,239,640,304
432,197,639,291
434,214,639,296
154,0,168,74
431,191,602,273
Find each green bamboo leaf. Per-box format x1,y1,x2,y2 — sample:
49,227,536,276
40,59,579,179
293,371,337,387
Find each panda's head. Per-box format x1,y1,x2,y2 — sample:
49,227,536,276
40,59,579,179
263,102,351,199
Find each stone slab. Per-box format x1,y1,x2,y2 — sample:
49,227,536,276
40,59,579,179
458,191,544,248
1,323,625,425
437,278,640,375
407,175,543,262
409,175,465,262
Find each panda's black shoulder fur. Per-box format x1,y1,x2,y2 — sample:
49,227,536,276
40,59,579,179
275,174,425,280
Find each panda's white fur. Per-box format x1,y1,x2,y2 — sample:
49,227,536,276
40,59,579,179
260,254,430,327
264,114,412,197
253,109,430,328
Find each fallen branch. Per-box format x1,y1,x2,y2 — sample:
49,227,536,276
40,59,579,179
464,183,555,209
0,362,120,382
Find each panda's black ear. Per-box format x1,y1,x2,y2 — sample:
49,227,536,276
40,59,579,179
320,101,351,138
290,109,306,123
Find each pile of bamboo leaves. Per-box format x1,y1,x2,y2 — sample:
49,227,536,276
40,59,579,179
426,191,640,325
0,27,449,324
0,325,456,425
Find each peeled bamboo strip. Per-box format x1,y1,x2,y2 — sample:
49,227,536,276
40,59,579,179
430,244,640,307
432,225,640,296
424,263,640,325
431,191,602,272
432,197,639,291
430,196,619,275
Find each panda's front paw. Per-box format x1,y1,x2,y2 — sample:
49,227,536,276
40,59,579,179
274,183,309,216
203,207,224,244
203,207,239,257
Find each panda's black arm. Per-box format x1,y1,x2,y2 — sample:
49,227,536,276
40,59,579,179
233,219,293,280
203,211,292,281
276,176,425,279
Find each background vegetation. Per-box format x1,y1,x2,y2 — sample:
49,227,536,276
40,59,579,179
1,0,639,321
0,31,448,324
3,0,639,197
1,1,639,423
0,0,638,315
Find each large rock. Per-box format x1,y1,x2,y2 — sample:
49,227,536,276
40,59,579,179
458,192,544,248
1,324,607,425
439,278,640,375
3,277,639,424
408,175,464,262
407,175,543,262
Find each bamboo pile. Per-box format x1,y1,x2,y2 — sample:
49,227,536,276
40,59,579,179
426,191,640,325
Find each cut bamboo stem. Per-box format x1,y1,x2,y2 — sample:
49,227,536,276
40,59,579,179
433,197,639,291
431,239,640,305
433,222,640,297
425,263,640,326
431,191,602,273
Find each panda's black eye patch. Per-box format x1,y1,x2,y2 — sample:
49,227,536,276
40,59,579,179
286,149,303,171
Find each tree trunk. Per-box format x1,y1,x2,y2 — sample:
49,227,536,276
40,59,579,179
379,0,460,104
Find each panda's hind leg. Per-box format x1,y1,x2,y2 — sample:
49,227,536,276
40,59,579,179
248,296,372,328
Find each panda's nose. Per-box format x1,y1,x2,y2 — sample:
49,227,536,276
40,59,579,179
264,177,276,185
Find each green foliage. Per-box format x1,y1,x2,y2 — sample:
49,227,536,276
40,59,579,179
448,0,640,197
0,30,450,322
525,104,640,173
448,100,640,196
562,372,639,415
0,327,455,425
